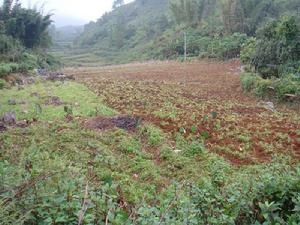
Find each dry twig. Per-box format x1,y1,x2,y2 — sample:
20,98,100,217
78,182,89,225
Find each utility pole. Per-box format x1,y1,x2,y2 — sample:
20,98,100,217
184,31,187,62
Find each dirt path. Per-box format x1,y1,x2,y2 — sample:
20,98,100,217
64,60,300,165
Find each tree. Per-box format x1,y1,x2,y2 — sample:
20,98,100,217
249,15,299,77
0,0,53,49
112,0,124,9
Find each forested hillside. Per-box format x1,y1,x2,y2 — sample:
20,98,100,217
50,25,83,43
70,0,169,64
75,0,299,62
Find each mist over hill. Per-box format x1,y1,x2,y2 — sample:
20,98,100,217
50,25,84,43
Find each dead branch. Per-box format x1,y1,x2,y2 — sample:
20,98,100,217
105,209,111,225
1,172,56,207
78,182,89,225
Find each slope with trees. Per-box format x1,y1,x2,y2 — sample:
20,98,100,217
0,0,59,81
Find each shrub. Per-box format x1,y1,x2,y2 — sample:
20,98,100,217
0,64,12,77
254,78,273,97
160,31,248,60
0,79,7,89
240,73,258,92
253,168,300,224
274,74,300,99
140,125,164,146
118,136,140,154
240,37,256,64
241,72,300,100
0,34,24,61
7,63,19,72
250,15,299,78
183,140,205,157
19,52,38,71
37,53,62,70
218,33,248,59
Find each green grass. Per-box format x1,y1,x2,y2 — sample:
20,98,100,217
0,81,116,121
139,124,164,146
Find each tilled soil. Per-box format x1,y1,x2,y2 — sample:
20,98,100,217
0,123,7,132
65,60,300,165
84,116,141,131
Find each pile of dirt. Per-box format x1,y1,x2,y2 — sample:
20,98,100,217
84,116,141,131
0,112,32,132
7,98,26,105
37,69,75,81
46,73,75,81
30,92,40,98
45,96,64,106
0,123,7,132
112,116,142,130
2,112,16,125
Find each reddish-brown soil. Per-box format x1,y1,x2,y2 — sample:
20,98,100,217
65,60,300,165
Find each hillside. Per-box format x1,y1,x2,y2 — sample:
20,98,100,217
58,0,299,66
51,25,84,43
65,0,169,65
76,0,168,46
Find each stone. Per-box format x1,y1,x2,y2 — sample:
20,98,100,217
2,111,16,125
262,101,276,112
45,96,63,106
30,92,40,98
0,123,7,132
174,149,182,154
16,120,29,128
17,86,24,91
8,99,17,105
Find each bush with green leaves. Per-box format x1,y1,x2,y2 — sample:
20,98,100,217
0,79,7,89
0,34,24,62
161,31,248,60
240,72,259,92
240,37,256,64
274,74,300,99
0,63,21,77
37,53,62,70
241,72,300,100
139,124,164,146
0,64,12,77
246,15,299,78
254,78,274,97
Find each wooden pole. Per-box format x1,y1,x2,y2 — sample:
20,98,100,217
184,31,187,62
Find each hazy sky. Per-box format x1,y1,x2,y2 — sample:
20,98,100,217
11,0,133,27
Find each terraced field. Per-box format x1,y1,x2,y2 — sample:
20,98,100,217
65,60,300,166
